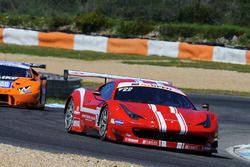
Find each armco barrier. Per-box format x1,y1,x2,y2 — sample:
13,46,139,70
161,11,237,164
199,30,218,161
3,28,38,46
0,27,250,65
148,40,179,58
213,46,247,64
0,28,3,43
178,43,213,61
41,73,81,99
39,32,74,49
107,38,148,55
73,34,108,52
247,51,250,64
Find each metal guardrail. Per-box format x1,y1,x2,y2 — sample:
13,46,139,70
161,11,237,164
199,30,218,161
41,73,81,98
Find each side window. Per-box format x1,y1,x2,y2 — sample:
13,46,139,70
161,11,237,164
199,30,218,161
100,82,115,100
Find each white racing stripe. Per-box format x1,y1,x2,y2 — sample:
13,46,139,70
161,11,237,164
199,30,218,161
169,106,188,135
179,113,188,134
149,104,167,132
149,104,167,133
77,88,100,115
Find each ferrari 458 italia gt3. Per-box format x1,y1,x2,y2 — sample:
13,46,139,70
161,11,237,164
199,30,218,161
64,70,218,153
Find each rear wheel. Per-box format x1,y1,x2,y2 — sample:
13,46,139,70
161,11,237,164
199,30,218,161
65,98,74,132
99,106,109,140
39,79,47,110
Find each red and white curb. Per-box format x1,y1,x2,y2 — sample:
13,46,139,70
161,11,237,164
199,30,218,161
45,103,65,109
227,144,250,162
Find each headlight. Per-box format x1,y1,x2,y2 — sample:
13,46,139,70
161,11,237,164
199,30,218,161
120,104,143,120
18,86,32,94
197,114,211,128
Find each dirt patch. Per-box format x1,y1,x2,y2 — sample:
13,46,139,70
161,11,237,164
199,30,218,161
1,53,250,92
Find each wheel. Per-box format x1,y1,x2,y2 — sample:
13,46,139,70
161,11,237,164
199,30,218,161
99,106,109,140
64,98,74,132
39,80,47,110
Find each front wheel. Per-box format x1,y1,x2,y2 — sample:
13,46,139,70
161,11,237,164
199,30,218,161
99,106,109,140
64,98,74,132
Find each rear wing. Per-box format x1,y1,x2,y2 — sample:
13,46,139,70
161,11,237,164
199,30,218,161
28,63,46,69
64,69,172,85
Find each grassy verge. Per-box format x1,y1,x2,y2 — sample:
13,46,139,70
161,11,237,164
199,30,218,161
46,98,66,104
181,88,250,97
1,43,250,73
123,59,250,73
0,44,163,61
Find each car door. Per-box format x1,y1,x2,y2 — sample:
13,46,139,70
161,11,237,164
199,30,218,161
83,82,116,128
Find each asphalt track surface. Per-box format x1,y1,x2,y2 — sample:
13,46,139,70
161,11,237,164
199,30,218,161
0,94,250,167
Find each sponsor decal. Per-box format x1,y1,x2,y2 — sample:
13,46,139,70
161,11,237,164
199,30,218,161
0,80,12,88
82,114,96,121
0,76,18,81
125,133,132,137
118,87,133,92
73,120,80,127
118,82,185,95
142,139,158,146
165,119,178,124
125,137,138,143
110,118,124,125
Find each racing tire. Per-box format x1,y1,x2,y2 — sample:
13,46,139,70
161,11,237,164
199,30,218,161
64,98,74,133
39,79,47,110
99,106,109,141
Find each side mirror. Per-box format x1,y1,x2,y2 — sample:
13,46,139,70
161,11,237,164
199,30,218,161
93,91,101,96
40,76,47,80
202,104,209,111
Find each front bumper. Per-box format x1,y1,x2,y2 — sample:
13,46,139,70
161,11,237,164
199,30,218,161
0,91,40,107
107,119,218,153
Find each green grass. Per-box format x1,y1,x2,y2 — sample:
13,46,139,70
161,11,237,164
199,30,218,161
123,59,250,73
46,97,66,104
0,44,164,61
181,88,250,97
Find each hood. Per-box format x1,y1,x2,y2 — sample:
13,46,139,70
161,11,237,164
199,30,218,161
120,101,208,132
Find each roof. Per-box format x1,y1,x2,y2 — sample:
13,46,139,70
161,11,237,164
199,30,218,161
0,61,30,69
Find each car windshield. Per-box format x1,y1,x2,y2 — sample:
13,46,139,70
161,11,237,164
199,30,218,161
0,65,31,78
114,86,195,110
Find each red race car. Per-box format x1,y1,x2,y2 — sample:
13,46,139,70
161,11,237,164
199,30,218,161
64,70,218,153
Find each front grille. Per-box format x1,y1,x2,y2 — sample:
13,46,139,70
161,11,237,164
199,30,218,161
133,129,208,145
0,94,8,102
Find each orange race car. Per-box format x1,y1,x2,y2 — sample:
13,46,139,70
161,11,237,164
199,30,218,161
0,61,47,109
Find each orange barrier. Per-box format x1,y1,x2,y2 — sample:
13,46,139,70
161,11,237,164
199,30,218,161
38,32,74,49
247,51,250,65
178,43,213,61
107,38,148,55
0,28,3,43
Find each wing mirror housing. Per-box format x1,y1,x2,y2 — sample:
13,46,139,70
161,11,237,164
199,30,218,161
40,76,47,80
202,104,209,111
93,91,101,96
